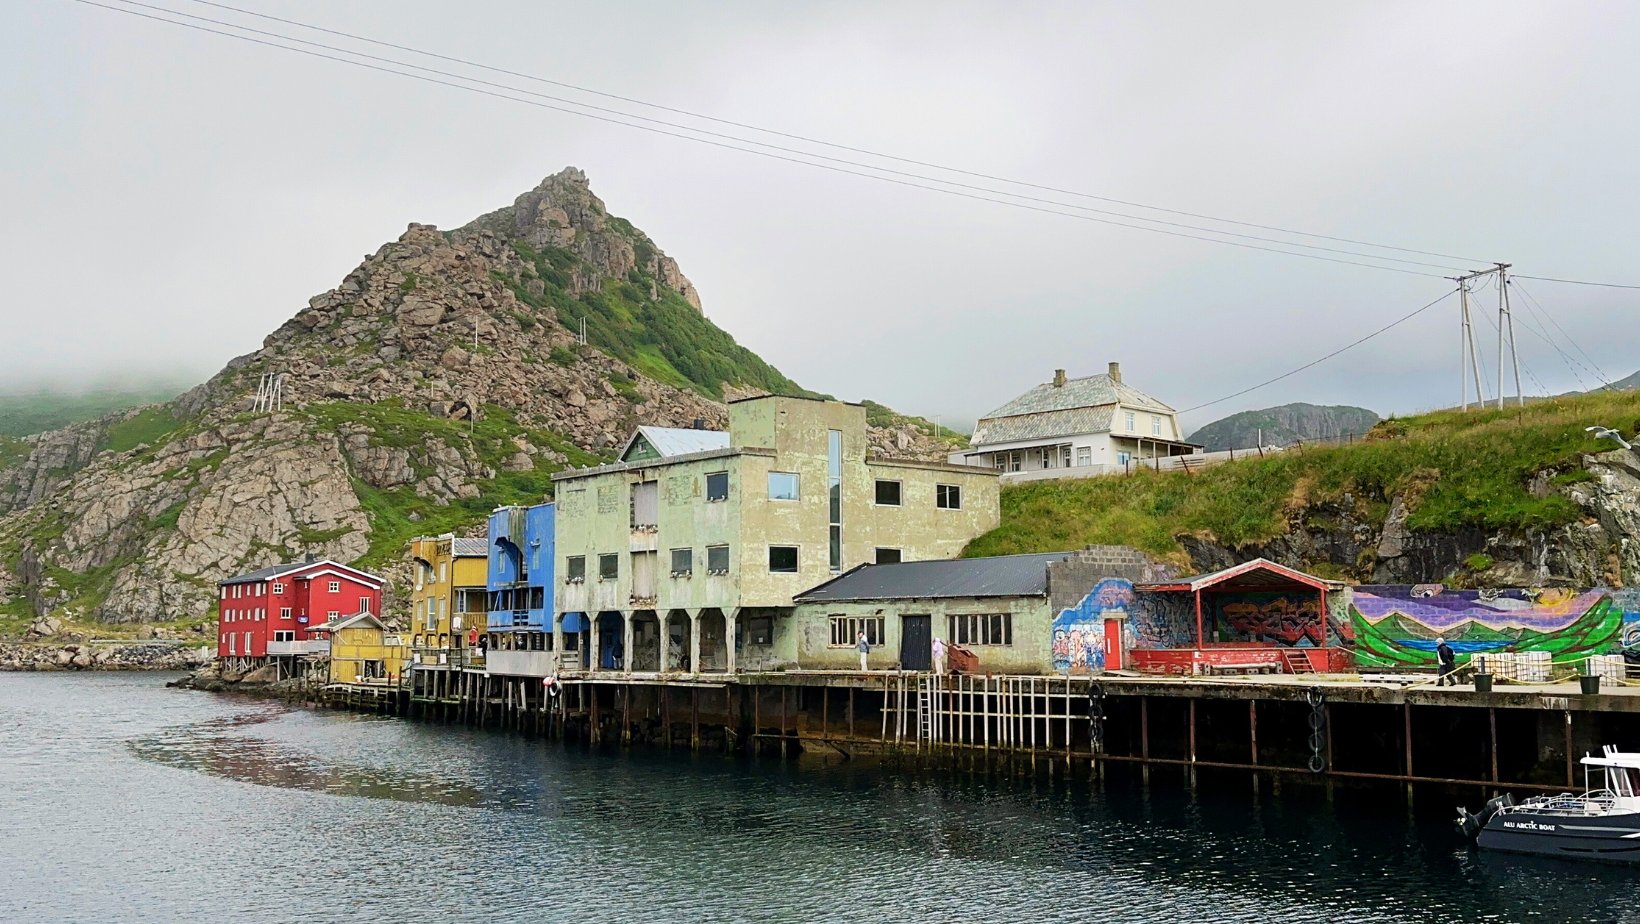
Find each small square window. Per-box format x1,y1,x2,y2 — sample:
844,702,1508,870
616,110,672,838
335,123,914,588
671,548,693,575
874,480,901,506
271,583,285,595
707,545,730,574
598,554,619,580
767,471,799,501
875,548,902,564
566,556,586,581
936,484,962,510
328,581,340,593
706,471,729,502
768,546,798,573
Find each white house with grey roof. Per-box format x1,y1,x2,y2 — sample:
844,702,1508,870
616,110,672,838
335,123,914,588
950,362,1200,481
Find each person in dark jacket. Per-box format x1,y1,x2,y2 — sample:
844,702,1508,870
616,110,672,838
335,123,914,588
1436,638,1457,686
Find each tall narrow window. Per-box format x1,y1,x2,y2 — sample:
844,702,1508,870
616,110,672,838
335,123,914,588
827,430,843,572
1152,415,1162,436
1124,411,1136,431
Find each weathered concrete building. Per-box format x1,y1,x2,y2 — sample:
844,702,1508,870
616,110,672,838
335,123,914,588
788,545,1179,674
551,395,1001,675
951,362,1200,482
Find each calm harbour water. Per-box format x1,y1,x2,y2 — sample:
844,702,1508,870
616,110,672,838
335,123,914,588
1,673,1636,924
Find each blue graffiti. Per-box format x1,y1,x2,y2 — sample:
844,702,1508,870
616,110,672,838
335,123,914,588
1052,579,1134,674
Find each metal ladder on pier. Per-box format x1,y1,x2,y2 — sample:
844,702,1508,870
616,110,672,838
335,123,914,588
1282,650,1316,674
916,676,933,746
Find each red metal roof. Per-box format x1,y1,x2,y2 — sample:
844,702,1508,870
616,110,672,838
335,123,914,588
1135,557,1332,593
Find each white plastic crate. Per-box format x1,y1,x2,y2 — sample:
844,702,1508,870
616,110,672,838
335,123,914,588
1586,654,1626,682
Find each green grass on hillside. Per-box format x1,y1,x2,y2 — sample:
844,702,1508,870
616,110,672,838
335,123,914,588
296,399,603,568
504,238,811,401
964,389,1640,564
99,407,187,454
0,384,191,438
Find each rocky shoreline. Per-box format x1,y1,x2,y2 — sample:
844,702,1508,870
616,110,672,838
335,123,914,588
0,641,212,672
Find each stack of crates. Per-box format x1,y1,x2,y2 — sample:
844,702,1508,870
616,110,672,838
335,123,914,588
1585,654,1626,683
1480,651,1551,683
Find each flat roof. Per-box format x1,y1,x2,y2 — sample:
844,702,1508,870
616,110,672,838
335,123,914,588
795,552,1075,603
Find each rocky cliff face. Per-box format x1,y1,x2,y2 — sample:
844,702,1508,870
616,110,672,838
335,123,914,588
0,168,941,626
1179,448,1640,588
1187,403,1381,451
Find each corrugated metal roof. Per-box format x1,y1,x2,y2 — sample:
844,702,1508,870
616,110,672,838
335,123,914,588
632,426,730,458
971,406,1116,446
220,562,313,585
795,552,1074,603
451,538,489,557
978,372,1175,420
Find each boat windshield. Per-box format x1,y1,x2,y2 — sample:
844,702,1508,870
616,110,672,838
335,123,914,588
1612,767,1640,798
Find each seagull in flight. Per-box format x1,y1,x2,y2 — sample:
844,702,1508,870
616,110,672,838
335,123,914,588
1585,426,1633,450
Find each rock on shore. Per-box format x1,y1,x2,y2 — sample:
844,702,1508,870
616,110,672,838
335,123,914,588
0,642,212,672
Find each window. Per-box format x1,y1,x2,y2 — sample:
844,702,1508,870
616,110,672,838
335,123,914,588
598,554,619,580
359,596,371,615
670,547,693,576
707,545,730,574
1117,451,1131,466
1152,415,1162,436
1124,411,1136,431
228,634,235,655
1076,446,1092,467
768,546,798,573
828,430,843,573
949,612,1013,646
1039,448,1055,469
438,562,446,583
328,581,341,593
874,479,902,506
271,583,285,595
875,548,902,564
233,585,240,599
566,556,586,582
936,484,962,510
767,471,799,501
996,450,1021,473
829,615,885,648
280,607,291,619
327,611,339,619
1061,445,1073,468
705,471,729,502
274,630,295,642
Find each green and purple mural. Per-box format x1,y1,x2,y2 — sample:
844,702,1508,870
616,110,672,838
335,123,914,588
1350,584,1627,670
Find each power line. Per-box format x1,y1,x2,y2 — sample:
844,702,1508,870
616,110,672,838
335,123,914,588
85,0,1462,276
1180,289,1457,414
1514,275,1640,290
1512,281,1612,384
180,0,1491,266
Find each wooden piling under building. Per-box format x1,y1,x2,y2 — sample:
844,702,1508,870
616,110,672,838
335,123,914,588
318,668,1640,793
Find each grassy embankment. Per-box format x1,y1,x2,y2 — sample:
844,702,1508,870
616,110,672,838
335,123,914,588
964,389,1640,573
0,383,192,438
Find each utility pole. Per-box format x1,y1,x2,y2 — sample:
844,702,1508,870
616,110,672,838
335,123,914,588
1453,269,1498,411
1496,263,1523,408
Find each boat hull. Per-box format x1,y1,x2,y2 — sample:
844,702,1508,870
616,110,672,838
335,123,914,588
1478,810,1640,863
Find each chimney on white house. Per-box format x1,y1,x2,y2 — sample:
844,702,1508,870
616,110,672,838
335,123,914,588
1108,361,1122,384
1052,369,1067,388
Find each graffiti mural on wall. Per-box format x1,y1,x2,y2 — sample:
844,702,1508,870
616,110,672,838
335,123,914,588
1216,593,1324,647
1052,579,1132,674
1129,591,1197,651
1350,585,1623,669
1615,589,1640,664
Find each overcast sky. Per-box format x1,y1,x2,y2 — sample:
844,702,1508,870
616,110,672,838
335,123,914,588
4,1,1638,431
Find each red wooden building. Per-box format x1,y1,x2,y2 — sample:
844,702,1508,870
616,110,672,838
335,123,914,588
1130,559,1351,675
217,559,385,669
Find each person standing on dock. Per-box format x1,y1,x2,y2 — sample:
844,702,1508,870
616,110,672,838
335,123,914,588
857,630,871,672
1436,638,1457,686
932,637,948,676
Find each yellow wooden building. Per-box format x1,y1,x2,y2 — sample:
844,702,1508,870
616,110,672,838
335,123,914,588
408,534,490,665
315,613,407,685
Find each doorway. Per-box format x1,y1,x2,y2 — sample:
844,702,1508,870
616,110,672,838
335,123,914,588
900,614,931,671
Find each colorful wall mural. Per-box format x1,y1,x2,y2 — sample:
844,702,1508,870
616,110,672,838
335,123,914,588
1615,589,1640,664
1051,579,1132,674
1128,590,1197,652
1350,585,1624,670
1214,592,1325,647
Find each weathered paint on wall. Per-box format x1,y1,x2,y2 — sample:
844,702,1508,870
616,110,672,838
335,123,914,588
328,624,407,684
786,597,1053,674
1129,593,1196,650
1350,585,1623,669
1051,578,1133,674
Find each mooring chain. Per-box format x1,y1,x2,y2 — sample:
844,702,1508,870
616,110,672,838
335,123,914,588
1304,687,1327,774
1087,684,1106,755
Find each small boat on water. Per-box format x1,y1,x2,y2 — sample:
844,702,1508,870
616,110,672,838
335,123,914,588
1458,746,1640,863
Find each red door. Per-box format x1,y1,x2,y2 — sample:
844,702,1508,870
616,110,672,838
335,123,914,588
1103,618,1124,671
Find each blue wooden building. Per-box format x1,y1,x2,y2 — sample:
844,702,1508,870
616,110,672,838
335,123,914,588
486,502,556,635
